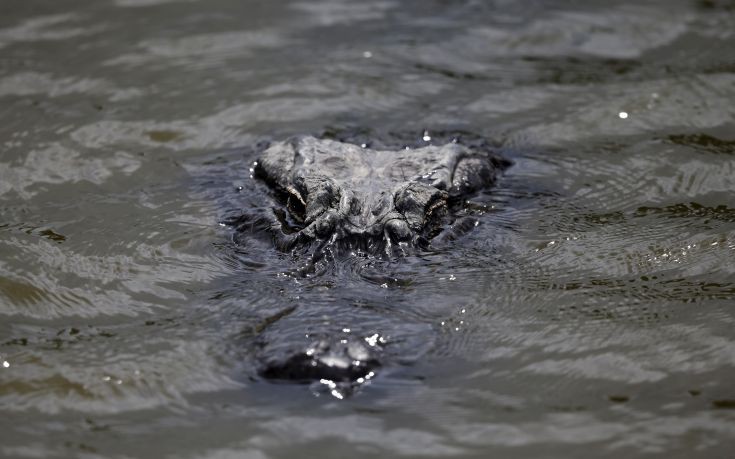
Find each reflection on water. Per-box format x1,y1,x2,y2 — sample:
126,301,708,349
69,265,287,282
1,0,735,457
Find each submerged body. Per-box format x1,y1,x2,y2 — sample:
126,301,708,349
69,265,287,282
246,135,509,386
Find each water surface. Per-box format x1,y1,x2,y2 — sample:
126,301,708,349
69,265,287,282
1,0,735,457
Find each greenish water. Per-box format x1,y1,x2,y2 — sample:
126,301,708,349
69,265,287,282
0,0,734,457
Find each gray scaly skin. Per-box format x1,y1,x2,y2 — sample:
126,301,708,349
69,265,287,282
254,135,507,255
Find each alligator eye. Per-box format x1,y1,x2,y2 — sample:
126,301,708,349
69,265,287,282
286,186,306,223
394,183,448,230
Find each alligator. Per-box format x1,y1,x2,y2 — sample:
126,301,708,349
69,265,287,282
237,133,510,392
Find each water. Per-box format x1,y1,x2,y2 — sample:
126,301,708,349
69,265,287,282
1,0,734,457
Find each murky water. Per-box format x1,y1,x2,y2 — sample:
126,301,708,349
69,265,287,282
1,0,735,457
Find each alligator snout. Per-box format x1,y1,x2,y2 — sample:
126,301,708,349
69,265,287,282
258,337,380,384
238,133,509,392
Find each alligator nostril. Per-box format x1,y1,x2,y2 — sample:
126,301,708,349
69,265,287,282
386,219,411,242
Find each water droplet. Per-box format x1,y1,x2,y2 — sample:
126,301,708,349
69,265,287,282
365,333,380,346
2,361,9,368
363,51,372,58
618,111,629,119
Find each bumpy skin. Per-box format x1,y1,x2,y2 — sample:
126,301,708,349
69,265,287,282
255,136,506,254
249,135,508,386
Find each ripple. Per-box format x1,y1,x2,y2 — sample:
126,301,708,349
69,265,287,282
0,143,140,199
447,411,735,450
523,353,668,383
250,415,462,456
104,30,289,68
0,338,239,414
290,0,397,26
114,0,199,7
667,132,735,155
0,229,226,319
0,72,143,102
393,4,692,89
518,73,735,145
506,6,689,59
0,14,102,49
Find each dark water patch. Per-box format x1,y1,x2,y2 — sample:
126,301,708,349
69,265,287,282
636,202,735,224
413,62,486,81
695,0,735,11
668,133,735,155
523,55,641,85
712,399,735,409
608,395,630,403
38,228,66,242
147,130,184,143
1,222,67,243
0,276,49,307
1,325,119,353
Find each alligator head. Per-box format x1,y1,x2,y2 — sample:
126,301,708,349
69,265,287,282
253,135,509,255
242,134,510,390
